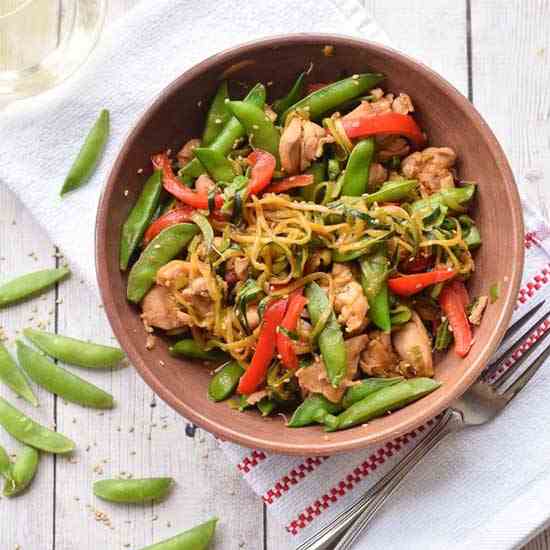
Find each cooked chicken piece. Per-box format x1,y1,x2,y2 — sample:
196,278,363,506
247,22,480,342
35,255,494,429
177,138,200,167
226,256,249,282
264,104,277,122
296,335,368,402
332,263,369,333
368,162,388,188
401,147,457,197
391,93,414,115
345,92,414,119
180,277,214,319
376,136,410,161
195,173,216,194
468,295,488,326
245,303,260,331
392,312,434,377
156,260,191,289
141,286,190,330
360,331,400,377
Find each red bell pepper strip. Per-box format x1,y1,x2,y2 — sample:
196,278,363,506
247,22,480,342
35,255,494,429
152,153,224,210
388,269,455,297
341,112,426,148
439,280,473,357
246,150,276,196
143,205,195,245
453,279,470,309
266,174,314,194
237,298,289,395
276,290,308,371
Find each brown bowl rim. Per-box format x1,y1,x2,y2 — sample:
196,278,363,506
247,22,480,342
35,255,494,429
96,33,524,455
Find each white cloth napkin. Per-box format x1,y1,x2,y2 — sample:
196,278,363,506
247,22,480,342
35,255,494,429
1,1,548,549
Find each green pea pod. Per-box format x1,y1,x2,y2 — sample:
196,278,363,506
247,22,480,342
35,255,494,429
0,396,75,453
94,477,173,503
60,109,110,195
364,179,417,205
257,398,276,417
325,378,441,431
193,148,236,183
16,340,114,409
0,342,38,406
342,377,403,409
202,81,231,146
181,83,266,179
208,361,244,402
0,267,70,309
273,71,306,121
434,319,453,351
410,184,476,213
306,283,347,388
139,518,218,550
301,159,326,201
23,328,124,369
288,394,342,428
127,223,198,303
3,445,39,497
120,170,163,270
0,444,13,481
169,339,228,362
359,246,391,331
281,73,384,124
327,158,341,181
227,101,280,159
341,138,375,196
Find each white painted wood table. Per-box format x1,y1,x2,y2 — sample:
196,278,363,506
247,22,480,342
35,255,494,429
1,1,549,549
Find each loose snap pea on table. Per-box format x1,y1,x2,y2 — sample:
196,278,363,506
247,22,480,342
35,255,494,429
16,340,114,409
127,223,199,303
0,396,75,453
0,342,38,406
288,393,342,428
0,443,12,480
341,377,404,409
3,445,39,497
193,148,236,183
93,477,173,503
280,73,384,124
23,328,124,369
120,169,163,271
139,518,218,550
169,339,228,362
60,109,110,196
0,267,70,309
208,361,244,402
340,137,375,196
202,80,231,146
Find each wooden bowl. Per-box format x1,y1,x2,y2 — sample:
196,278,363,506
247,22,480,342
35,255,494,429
96,35,524,455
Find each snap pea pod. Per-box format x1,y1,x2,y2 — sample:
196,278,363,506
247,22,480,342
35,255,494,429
288,394,342,428
0,267,70,309
208,361,244,402
327,158,341,181
257,398,276,417
139,518,218,550
0,342,38,406
181,83,266,179
410,183,476,213
341,138,375,196
301,159,326,201
459,215,482,249
324,378,441,431
16,341,115,409
127,223,198,303
119,170,163,270
3,445,39,497
169,339,228,362
341,377,403,409
359,246,391,331
306,283,347,388
227,101,280,159
0,396,75,453
60,109,110,195
0,444,12,481
202,81,231,146
281,73,384,124
93,477,173,503
364,179,417,205
272,71,306,121
23,328,124,369
193,148,236,182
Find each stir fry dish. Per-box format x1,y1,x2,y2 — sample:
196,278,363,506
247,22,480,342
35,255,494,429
121,70,488,431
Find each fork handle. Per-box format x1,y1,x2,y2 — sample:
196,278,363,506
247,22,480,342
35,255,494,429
333,409,462,550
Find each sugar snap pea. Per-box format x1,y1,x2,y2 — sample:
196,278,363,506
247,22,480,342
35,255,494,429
139,518,218,550
288,394,342,428
60,109,110,195
325,378,441,431
0,342,38,406
23,328,124,369
341,138,375,196
16,340,114,409
120,169,163,270
208,361,244,402
0,267,70,309
257,397,276,417
272,71,306,122
127,223,198,303
410,183,476,213
202,81,231,146
93,477,173,503
0,396,75,453
306,282,347,388
341,377,403,409
193,148,236,183
169,339,228,362
0,444,12,480
364,179,417,205
3,445,39,497
360,246,391,332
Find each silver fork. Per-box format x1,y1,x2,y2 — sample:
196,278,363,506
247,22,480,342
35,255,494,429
297,300,550,550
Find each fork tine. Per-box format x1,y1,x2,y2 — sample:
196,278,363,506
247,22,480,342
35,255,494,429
502,340,550,402
501,300,545,343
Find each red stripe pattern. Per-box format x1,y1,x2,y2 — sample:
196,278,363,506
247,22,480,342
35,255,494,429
236,450,267,473
517,264,550,305
524,231,539,249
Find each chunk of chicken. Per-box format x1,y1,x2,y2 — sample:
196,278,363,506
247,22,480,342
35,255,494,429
392,312,434,377
177,138,200,167
156,260,191,290
226,256,250,282
141,286,190,330
180,277,214,320
332,263,369,333
376,136,410,162
368,162,388,188
345,91,414,119
468,295,488,326
401,147,457,197
296,335,368,402
245,303,260,331
360,331,401,377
